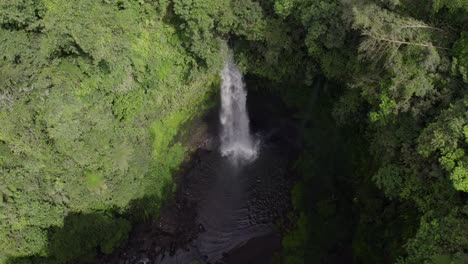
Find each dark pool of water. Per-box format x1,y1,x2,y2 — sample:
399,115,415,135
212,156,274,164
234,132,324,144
94,93,301,264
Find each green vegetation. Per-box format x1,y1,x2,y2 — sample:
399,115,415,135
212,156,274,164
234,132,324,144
232,1,468,263
0,0,467,263
0,0,224,262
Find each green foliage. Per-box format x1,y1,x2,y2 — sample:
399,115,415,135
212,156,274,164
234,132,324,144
352,2,446,119
40,0,138,68
274,0,295,18
404,208,468,264
270,0,350,81
432,0,468,13
373,164,404,199
172,0,230,68
0,0,45,29
0,0,219,261
230,0,266,41
418,98,468,191
282,213,308,264
235,1,468,263
1,0,467,263
453,32,468,83
45,213,131,263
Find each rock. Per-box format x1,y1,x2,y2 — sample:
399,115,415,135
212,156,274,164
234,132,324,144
154,246,162,255
135,257,150,264
169,242,176,256
198,223,206,233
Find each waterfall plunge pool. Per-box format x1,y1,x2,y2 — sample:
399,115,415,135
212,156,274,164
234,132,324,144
89,68,302,264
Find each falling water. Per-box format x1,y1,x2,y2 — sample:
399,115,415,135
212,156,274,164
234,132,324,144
219,56,258,162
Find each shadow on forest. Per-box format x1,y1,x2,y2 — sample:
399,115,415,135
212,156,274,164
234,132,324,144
6,184,174,264
5,96,219,264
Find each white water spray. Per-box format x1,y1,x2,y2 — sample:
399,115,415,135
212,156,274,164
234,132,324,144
219,56,258,162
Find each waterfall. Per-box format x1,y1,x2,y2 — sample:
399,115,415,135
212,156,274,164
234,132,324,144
219,56,258,162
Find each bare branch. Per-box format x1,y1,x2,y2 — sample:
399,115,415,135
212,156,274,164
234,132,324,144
399,25,445,32
363,33,449,50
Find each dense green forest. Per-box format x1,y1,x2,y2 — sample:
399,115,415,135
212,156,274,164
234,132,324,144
0,0,467,263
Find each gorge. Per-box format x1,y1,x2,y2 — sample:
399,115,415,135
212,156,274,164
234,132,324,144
0,1,467,264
